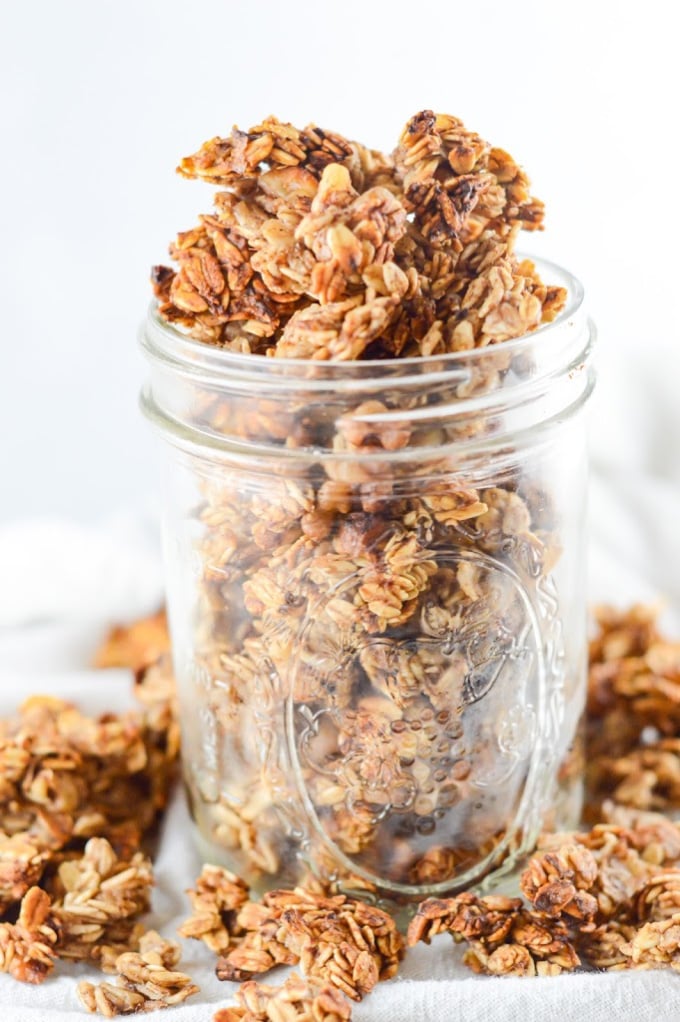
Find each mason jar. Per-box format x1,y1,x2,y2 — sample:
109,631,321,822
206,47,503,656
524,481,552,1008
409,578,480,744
140,258,595,904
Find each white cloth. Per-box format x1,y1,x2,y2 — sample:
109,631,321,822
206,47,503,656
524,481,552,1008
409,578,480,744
2,471,680,1020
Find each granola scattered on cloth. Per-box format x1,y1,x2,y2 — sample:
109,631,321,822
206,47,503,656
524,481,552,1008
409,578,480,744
77,930,198,1015
4,603,680,1012
213,972,351,1022
209,885,404,1001
408,805,680,976
0,625,186,1003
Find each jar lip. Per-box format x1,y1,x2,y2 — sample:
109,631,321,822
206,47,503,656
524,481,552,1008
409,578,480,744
143,255,585,381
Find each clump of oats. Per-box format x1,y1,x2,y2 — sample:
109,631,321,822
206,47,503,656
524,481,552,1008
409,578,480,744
49,836,154,966
152,110,565,357
0,618,191,1002
407,891,580,977
78,930,198,1016
408,805,680,977
0,887,58,984
213,972,352,1022
0,656,177,874
178,863,250,954
201,885,404,1001
586,605,680,818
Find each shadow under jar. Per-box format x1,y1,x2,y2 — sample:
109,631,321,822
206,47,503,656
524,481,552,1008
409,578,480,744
141,258,595,905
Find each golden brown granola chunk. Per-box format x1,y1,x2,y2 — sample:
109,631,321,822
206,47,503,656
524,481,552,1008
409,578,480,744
178,863,250,954
520,844,599,926
94,609,170,671
407,891,580,976
0,886,57,984
153,110,565,356
78,930,198,1015
214,972,352,1022
213,886,403,1001
50,836,154,965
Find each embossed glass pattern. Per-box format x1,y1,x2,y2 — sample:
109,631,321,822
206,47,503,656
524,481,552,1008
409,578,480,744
141,259,595,902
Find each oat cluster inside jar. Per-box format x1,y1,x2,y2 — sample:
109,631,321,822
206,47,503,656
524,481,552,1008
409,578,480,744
151,111,574,896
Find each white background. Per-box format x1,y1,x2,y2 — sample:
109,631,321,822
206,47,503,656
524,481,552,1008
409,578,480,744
1,0,679,543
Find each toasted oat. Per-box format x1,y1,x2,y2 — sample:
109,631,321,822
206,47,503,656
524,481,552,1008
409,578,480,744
49,836,154,965
178,863,250,954
212,886,403,1001
586,605,680,818
94,609,170,671
153,110,565,356
77,932,198,1015
0,886,57,984
213,972,351,1022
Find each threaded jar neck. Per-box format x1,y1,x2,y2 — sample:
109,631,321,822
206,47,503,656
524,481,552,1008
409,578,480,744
140,257,594,468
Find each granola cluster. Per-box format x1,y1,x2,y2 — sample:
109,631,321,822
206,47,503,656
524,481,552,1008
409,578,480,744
50,836,154,967
5,605,680,1014
214,973,352,1022
0,616,190,1012
0,671,176,883
153,112,565,358
585,605,680,818
78,930,198,1016
0,887,57,984
181,866,403,1002
408,807,680,976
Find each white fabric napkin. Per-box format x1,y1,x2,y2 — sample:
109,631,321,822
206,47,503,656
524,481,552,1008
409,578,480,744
1,467,680,1020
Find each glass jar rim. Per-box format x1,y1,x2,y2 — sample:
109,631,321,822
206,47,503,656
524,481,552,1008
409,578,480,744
141,255,585,391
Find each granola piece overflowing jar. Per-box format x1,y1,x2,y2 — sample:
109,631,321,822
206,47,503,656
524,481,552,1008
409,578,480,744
141,260,594,902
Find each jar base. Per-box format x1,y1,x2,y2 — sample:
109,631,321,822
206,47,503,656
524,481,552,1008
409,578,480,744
185,774,584,920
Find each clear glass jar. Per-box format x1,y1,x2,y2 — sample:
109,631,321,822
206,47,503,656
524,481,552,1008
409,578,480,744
141,258,595,904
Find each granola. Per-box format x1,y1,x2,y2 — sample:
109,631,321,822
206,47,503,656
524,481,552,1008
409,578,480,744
153,111,565,357
209,886,403,1001
180,465,563,891
585,606,680,821
178,863,250,954
0,887,57,984
146,108,586,902
407,891,580,976
0,635,182,997
213,973,352,1022
0,688,176,866
49,837,154,965
78,930,198,1015
408,806,680,977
